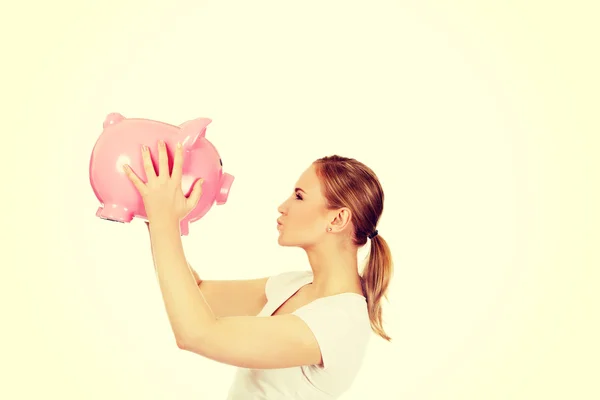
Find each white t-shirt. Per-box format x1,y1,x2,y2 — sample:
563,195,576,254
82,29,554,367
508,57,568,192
226,270,372,399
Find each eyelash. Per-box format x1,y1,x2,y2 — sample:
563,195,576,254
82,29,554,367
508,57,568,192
295,193,303,200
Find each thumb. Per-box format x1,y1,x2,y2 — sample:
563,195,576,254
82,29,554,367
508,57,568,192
186,178,204,208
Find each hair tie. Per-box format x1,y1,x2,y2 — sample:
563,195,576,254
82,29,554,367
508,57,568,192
368,230,379,239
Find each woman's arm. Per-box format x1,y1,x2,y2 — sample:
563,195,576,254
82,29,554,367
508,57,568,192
145,221,269,318
147,217,215,345
148,217,322,369
145,221,200,285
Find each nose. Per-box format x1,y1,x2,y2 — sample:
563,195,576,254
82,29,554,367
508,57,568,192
277,199,288,215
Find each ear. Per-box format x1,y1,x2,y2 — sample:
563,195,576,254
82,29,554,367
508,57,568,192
179,118,212,150
179,118,212,137
328,207,353,232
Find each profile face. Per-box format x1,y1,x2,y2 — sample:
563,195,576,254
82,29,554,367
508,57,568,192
276,164,330,248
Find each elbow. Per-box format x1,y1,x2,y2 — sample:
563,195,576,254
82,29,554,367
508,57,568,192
174,331,190,349
174,328,196,350
175,318,219,353
176,335,209,355
176,337,187,350
175,332,198,351
175,328,214,354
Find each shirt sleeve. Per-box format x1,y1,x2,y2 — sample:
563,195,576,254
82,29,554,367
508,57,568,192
265,271,296,300
265,270,312,301
292,295,371,371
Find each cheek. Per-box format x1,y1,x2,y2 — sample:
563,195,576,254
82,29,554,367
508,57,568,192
293,207,323,231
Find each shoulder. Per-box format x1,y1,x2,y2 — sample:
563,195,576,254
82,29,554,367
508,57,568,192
292,293,371,370
293,293,371,335
265,270,312,300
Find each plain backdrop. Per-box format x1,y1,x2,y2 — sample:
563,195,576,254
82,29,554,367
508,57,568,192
2,1,598,399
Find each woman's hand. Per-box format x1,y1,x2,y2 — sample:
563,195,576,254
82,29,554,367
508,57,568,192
123,140,204,224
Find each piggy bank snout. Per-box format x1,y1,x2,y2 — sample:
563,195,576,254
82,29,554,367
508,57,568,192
216,173,235,205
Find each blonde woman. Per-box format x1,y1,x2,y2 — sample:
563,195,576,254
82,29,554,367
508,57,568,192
124,141,394,399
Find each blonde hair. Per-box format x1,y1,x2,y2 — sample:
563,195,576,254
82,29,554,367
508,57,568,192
313,155,394,341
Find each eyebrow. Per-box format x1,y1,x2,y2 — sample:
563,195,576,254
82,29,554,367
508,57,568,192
295,187,306,194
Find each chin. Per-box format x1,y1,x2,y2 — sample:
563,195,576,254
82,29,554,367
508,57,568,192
277,232,298,247
277,236,294,247
277,233,312,249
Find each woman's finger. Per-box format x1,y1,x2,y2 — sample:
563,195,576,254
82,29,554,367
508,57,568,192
157,140,169,179
171,142,184,183
141,145,157,181
123,164,148,196
186,178,204,209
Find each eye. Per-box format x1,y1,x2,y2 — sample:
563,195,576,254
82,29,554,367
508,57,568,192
295,192,303,200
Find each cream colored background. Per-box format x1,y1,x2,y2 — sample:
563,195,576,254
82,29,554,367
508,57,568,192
2,0,598,399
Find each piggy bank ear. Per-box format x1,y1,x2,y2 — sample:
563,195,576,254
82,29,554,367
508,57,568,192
103,113,126,128
180,118,212,136
179,118,212,149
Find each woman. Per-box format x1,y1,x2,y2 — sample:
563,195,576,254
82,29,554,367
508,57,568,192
123,140,394,399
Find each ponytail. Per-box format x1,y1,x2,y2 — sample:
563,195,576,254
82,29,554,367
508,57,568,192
361,234,394,341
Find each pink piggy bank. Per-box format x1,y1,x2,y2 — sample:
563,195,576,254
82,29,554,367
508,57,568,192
89,112,234,235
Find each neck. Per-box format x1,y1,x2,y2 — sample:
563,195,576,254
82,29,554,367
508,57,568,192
303,241,362,297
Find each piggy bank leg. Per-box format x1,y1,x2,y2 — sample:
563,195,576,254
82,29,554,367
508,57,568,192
96,204,135,223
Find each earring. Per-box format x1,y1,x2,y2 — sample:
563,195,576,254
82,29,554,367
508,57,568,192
327,227,332,232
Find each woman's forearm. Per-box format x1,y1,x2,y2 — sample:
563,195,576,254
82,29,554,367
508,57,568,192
146,221,201,285
147,217,216,344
